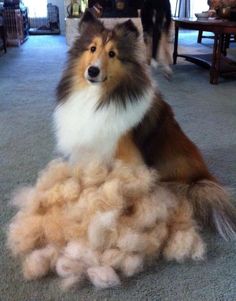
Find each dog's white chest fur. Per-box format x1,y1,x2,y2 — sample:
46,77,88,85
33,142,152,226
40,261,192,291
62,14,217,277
53,86,152,163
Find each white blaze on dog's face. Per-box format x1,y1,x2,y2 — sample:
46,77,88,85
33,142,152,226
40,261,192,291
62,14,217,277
82,36,119,85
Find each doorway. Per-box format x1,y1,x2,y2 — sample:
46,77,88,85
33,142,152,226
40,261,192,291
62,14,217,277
23,0,60,34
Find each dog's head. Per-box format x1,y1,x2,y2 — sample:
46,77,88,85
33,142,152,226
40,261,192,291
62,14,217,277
57,10,150,106
73,10,141,85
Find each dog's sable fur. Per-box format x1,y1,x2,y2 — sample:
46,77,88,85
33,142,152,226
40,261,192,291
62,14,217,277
55,10,236,240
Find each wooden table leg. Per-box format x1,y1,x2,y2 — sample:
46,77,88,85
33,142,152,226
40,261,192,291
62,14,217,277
173,23,179,64
221,33,229,56
221,33,226,56
224,34,230,55
214,34,223,84
210,33,219,84
197,30,203,43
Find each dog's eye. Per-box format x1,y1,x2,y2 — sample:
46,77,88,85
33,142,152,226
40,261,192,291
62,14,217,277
90,46,96,53
108,50,116,58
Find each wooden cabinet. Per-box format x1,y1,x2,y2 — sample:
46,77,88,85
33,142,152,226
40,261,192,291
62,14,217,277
3,7,29,46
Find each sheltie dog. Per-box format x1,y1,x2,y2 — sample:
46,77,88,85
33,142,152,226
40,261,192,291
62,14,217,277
53,10,236,240
140,0,172,77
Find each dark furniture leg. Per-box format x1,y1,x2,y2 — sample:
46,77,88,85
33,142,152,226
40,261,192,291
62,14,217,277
173,24,179,64
214,34,223,84
221,33,228,56
223,33,231,56
210,33,223,84
210,33,218,84
197,30,203,43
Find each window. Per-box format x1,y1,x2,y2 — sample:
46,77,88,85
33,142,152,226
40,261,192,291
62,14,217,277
191,0,209,17
170,0,178,15
170,0,209,17
23,0,47,18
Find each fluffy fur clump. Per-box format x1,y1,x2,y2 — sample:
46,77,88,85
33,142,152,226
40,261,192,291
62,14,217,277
7,159,205,289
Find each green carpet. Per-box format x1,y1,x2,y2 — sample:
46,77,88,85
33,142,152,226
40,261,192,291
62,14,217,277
0,33,236,301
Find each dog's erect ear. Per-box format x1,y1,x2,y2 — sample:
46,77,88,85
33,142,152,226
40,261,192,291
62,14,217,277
114,19,140,39
79,9,104,34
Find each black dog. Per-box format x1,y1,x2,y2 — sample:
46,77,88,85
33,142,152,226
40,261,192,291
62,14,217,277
141,0,172,76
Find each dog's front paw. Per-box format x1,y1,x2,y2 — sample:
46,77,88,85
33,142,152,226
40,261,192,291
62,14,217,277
163,228,206,262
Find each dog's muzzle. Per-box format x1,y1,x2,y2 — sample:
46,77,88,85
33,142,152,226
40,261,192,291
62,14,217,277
88,66,100,78
85,65,107,84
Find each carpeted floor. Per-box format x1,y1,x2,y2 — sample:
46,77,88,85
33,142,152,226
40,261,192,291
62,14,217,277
0,31,236,301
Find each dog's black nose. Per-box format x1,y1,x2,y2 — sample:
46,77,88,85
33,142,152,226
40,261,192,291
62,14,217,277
88,66,100,78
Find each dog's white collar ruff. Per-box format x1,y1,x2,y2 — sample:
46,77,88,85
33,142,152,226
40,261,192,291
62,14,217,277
53,85,154,164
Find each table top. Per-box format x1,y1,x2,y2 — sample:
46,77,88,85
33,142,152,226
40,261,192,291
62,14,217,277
173,17,236,27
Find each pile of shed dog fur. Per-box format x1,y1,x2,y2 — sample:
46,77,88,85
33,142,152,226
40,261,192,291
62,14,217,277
7,159,205,289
